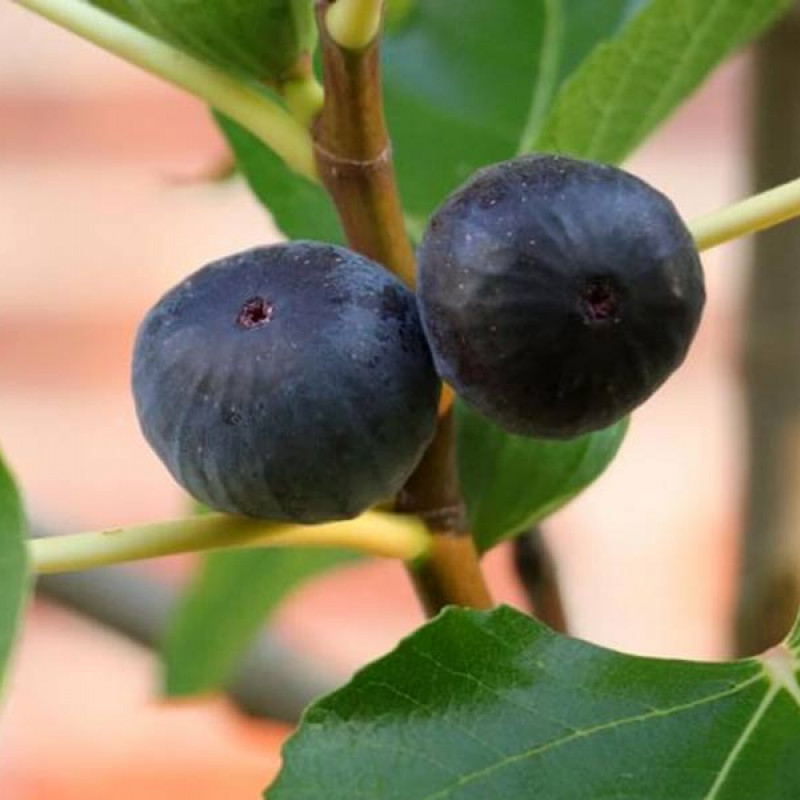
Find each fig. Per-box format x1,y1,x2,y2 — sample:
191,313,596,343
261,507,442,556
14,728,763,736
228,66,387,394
417,154,705,439
91,0,315,82
133,242,440,523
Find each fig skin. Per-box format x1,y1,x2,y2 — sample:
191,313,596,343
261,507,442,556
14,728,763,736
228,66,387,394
416,154,705,439
133,242,440,523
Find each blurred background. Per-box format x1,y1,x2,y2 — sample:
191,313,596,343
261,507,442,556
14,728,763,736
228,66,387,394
0,3,795,798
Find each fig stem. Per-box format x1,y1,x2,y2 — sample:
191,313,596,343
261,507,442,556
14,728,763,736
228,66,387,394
29,511,430,575
313,0,416,286
14,0,317,181
398,410,495,614
691,175,800,251
325,0,384,51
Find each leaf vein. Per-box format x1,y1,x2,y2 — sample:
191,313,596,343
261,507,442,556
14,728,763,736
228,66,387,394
416,673,766,800
702,684,778,800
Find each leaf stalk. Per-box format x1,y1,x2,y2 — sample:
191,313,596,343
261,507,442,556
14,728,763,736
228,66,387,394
30,511,430,574
691,175,800,251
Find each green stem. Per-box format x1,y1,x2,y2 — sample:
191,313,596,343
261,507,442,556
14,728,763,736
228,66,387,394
30,511,430,575
691,175,800,251
325,0,384,50
14,0,317,180
281,75,325,127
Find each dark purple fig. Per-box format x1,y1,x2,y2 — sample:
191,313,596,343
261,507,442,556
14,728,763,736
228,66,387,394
132,242,440,523
417,154,705,439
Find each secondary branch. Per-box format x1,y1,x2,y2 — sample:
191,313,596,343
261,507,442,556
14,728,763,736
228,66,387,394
30,511,430,574
690,176,800,251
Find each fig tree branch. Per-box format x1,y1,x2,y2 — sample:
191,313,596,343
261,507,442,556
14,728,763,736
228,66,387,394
313,0,493,614
512,528,568,633
29,511,429,575
313,0,416,287
13,0,317,180
398,411,493,614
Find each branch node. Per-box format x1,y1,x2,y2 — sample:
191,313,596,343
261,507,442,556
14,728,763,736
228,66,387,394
408,504,465,534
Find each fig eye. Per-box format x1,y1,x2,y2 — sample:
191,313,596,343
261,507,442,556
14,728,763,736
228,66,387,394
236,296,274,329
580,278,620,324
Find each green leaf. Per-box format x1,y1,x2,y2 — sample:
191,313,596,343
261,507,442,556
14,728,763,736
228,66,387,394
268,605,800,799
162,547,357,696
456,403,627,552
382,0,638,222
215,113,344,245
516,0,649,147
533,0,793,163
0,451,28,702
90,0,316,82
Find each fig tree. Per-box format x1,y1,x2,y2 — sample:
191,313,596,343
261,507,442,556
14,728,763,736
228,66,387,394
133,242,440,523
416,154,705,439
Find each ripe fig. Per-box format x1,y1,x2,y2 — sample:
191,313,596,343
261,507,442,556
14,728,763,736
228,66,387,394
133,242,440,523
417,154,705,439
